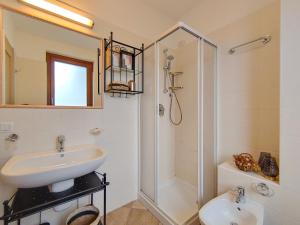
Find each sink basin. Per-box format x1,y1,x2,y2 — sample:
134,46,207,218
199,191,264,225
1,145,107,189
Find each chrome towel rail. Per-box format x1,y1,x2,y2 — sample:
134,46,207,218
229,35,272,54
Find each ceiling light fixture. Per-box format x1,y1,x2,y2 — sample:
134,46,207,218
19,0,94,28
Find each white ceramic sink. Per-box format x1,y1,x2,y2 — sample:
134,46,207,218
1,145,107,189
199,191,264,225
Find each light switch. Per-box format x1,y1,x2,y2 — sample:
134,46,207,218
0,122,14,132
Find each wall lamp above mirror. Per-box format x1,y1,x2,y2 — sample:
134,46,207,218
0,7,103,109
19,0,94,28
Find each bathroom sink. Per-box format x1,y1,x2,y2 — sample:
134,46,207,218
1,145,107,189
199,191,264,225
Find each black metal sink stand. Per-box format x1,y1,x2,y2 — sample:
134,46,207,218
0,172,109,225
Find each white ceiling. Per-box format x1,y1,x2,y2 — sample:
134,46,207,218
139,0,201,19
60,0,175,40
181,0,279,35
57,0,277,40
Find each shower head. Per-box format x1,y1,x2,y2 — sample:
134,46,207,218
165,56,174,70
163,49,174,61
166,55,174,70
163,48,175,70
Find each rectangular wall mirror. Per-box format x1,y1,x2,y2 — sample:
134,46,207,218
1,9,103,108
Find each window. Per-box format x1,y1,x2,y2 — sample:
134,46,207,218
46,53,93,106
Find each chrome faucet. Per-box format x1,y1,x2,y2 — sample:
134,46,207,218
56,135,65,152
233,186,245,203
5,134,19,142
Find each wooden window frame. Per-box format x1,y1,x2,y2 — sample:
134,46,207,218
5,37,15,105
46,52,94,106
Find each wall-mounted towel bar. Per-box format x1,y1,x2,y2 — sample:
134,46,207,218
229,35,272,54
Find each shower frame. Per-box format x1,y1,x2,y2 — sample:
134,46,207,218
138,22,218,225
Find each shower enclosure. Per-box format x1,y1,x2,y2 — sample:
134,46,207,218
139,23,217,225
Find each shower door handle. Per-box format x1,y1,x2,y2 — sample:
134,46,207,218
159,104,165,116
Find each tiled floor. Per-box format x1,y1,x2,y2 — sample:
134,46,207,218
106,200,163,225
106,200,201,225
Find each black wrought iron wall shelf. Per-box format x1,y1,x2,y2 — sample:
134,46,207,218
0,172,109,225
104,32,144,97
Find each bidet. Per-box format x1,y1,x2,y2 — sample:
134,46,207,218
199,191,264,225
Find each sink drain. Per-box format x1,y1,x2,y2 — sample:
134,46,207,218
230,223,238,225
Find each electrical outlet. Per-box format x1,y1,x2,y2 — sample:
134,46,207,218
0,122,14,133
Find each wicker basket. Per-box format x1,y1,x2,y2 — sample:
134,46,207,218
66,205,100,225
233,153,259,172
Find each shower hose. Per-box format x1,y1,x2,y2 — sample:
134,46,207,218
168,73,183,126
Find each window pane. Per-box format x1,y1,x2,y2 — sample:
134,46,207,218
54,61,87,106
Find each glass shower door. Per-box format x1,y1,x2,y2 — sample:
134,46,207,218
199,40,218,206
140,26,218,225
157,29,200,225
140,44,156,202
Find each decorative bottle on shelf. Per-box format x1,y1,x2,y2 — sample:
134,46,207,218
265,157,279,177
258,152,271,169
263,157,279,178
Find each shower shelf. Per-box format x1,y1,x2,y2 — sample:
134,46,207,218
104,32,144,97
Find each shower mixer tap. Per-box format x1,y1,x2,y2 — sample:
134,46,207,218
162,48,183,125
169,72,183,91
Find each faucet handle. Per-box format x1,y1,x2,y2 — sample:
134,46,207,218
234,186,245,195
57,135,65,143
6,133,19,142
232,186,246,203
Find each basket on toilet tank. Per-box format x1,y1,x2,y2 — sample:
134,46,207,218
233,153,259,172
66,205,101,225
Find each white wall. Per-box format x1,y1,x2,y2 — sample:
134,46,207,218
14,56,47,105
208,1,280,163
0,97,139,225
0,3,145,225
214,0,300,224
278,0,300,224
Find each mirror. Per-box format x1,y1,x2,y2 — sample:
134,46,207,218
1,9,103,108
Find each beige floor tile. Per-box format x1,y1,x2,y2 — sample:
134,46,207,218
105,201,162,225
131,200,146,210
190,220,201,225
123,201,135,209
143,210,161,225
126,208,145,225
126,208,160,225
106,206,131,225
